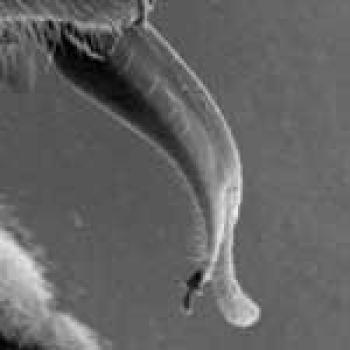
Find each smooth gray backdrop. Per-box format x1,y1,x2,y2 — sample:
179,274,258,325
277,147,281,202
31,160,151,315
0,0,344,349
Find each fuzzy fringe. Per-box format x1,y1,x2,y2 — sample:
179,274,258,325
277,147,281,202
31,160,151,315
0,219,106,350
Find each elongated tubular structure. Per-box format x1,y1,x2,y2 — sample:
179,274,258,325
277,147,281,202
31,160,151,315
0,1,260,328
46,21,261,327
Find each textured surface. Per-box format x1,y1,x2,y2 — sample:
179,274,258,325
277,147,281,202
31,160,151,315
0,0,344,349
0,335,43,350
0,0,140,25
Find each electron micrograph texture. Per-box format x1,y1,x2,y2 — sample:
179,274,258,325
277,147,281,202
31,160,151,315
0,0,344,350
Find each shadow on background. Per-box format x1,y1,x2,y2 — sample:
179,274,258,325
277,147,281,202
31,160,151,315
0,0,343,349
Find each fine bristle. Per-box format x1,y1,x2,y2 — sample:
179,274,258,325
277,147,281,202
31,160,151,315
0,217,105,350
0,16,121,92
0,0,144,93
0,1,139,30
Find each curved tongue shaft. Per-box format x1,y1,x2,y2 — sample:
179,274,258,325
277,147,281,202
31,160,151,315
51,22,260,328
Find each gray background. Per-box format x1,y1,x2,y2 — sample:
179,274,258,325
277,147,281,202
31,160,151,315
0,0,344,349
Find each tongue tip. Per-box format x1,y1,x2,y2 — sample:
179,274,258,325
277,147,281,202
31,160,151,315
212,277,261,328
